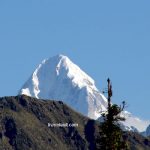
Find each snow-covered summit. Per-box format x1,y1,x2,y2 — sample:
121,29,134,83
19,54,108,119
19,54,150,132
120,111,150,132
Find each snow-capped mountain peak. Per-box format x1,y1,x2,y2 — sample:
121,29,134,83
20,54,108,119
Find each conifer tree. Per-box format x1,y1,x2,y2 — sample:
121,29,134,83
97,78,128,150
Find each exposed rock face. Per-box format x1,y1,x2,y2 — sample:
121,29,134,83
146,125,150,136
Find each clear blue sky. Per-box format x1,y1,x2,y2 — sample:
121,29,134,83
0,0,150,120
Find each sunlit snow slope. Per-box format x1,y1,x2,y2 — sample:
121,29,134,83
19,54,149,132
20,54,108,119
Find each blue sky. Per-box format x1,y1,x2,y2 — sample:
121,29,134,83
0,0,150,120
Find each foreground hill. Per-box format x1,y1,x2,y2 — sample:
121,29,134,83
0,95,149,150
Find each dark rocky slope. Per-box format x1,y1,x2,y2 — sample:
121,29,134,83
0,95,149,150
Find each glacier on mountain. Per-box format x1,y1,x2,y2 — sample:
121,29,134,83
19,54,150,132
